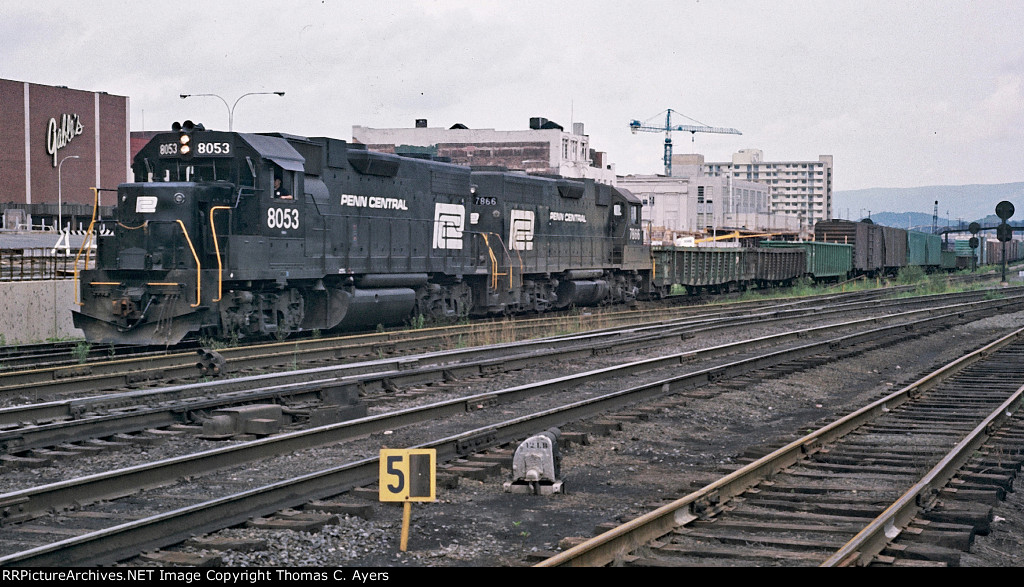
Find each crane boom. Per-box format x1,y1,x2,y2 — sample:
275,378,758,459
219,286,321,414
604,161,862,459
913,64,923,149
629,109,741,176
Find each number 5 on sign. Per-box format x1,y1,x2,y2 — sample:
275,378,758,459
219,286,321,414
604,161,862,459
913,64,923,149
379,449,436,502
379,449,436,551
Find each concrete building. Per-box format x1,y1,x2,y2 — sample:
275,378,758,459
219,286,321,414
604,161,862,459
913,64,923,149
352,118,616,184
619,153,804,243
701,149,833,227
0,79,129,231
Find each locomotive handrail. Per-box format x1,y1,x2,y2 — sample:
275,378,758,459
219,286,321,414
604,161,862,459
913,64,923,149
73,187,101,307
506,234,524,287
209,206,232,303
479,233,504,290
479,232,522,291
174,219,202,307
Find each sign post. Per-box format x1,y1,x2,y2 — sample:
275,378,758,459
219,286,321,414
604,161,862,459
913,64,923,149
379,449,436,551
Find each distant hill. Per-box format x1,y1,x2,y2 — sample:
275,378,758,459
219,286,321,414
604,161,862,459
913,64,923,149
833,183,1024,226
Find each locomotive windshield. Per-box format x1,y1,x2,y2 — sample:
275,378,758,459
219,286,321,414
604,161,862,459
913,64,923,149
133,129,259,188
135,157,242,184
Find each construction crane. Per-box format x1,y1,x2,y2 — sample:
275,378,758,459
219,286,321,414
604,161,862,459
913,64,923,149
629,109,741,176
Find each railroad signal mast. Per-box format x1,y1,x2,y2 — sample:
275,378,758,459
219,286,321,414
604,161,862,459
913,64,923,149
629,109,741,176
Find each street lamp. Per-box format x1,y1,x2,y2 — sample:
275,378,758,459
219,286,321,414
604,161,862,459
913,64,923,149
58,155,80,232
179,92,285,131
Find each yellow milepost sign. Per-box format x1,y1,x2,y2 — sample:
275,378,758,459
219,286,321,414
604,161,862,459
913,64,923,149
379,448,437,552
379,448,436,502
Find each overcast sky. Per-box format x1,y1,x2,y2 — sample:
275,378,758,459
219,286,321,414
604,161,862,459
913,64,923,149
4,1,1022,193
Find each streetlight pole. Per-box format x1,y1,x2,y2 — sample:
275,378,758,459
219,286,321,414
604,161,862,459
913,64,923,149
57,155,80,232
179,92,285,131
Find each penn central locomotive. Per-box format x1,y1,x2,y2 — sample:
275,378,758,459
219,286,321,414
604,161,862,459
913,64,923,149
73,122,649,345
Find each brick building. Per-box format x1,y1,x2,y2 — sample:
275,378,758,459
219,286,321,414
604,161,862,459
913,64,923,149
0,78,129,230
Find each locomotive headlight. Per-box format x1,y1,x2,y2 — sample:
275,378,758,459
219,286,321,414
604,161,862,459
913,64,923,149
175,121,194,159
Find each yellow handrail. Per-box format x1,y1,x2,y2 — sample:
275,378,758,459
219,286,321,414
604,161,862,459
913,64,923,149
209,206,232,303
480,232,522,291
73,187,100,306
175,219,202,307
481,233,503,290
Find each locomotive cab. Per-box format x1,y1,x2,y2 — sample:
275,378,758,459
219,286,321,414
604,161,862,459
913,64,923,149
75,124,314,344
608,187,647,274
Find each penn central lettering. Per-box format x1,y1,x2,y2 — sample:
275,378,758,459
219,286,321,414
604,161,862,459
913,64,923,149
549,211,587,223
340,193,409,211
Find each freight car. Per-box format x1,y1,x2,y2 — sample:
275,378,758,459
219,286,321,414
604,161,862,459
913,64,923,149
986,238,1024,265
649,245,805,296
759,240,853,281
814,219,953,277
906,230,942,270
73,123,647,345
814,219,886,275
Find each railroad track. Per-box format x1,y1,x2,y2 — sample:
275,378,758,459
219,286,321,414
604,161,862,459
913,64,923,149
0,279,954,384
0,270,1002,374
538,327,1024,567
0,286,1009,406
0,289,1020,566
0,289,1015,462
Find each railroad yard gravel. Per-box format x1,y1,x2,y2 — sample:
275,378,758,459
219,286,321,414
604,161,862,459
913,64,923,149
7,295,1024,567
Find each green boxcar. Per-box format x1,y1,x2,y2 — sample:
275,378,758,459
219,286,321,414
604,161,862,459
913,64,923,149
940,250,957,271
907,231,942,268
760,240,852,280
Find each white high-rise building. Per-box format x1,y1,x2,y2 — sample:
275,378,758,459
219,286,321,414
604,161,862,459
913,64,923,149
619,153,805,242
702,149,833,227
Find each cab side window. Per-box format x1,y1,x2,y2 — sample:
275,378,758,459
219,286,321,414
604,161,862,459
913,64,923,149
273,170,294,200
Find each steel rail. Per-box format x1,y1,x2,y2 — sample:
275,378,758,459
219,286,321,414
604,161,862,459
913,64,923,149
822,382,1024,566
535,324,1024,567
1,292,1017,455
0,285,955,398
0,286,1010,405
0,298,1013,544
0,305,986,567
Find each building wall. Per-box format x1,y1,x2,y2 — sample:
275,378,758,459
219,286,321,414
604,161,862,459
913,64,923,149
620,170,789,238
352,120,616,184
0,79,129,225
701,149,833,227
0,80,29,204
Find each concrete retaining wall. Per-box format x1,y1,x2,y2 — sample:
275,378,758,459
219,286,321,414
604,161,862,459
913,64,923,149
0,280,83,344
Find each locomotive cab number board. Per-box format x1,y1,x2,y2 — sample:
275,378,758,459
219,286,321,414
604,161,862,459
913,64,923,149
158,140,232,157
379,449,436,502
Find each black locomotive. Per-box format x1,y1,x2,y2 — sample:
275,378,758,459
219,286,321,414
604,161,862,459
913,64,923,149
74,123,648,344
